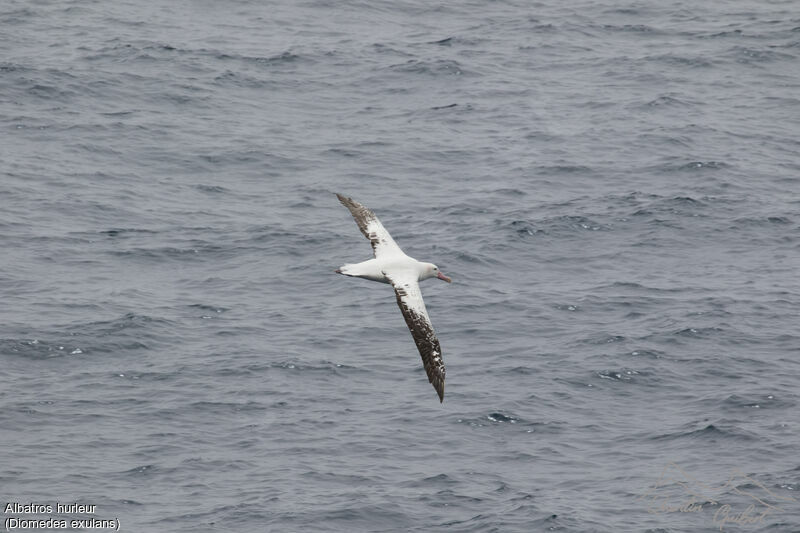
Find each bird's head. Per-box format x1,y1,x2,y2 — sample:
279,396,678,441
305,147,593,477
423,263,451,283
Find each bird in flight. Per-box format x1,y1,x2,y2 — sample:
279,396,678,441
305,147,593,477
334,193,452,402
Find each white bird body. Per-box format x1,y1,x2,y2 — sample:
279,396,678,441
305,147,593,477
338,256,437,285
334,194,451,402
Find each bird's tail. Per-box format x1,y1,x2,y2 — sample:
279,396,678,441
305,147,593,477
335,264,354,276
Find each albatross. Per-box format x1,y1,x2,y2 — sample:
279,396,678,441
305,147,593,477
334,193,452,403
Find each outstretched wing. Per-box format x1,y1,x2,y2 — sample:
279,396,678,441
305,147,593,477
384,271,446,402
336,193,404,258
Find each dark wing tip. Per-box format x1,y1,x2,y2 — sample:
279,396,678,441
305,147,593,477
335,193,365,219
335,193,355,207
431,370,445,402
426,346,446,403
335,193,350,208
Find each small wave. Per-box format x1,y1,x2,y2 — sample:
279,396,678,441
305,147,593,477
456,412,559,434
730,46,796,64
719,393,795,411
0,62,31,73
643,95,692,108
187,303,229,314
732,215,793,228
594,281,686,294
107,243,238,261
194,184,230,194
582,333,627,345
187,401,266,414
430,102,458,110
536,164,592,174
388,59,467,76
651,161,729,174
370,43,414,57
631,195,707,218
493,187,526,196
0,338,85,359
673,326,726,338
270,359,363,376
81,312,175,333
681,161,728,170
596,368,641,382
0,8,37,23
528,513,589,531
508,215,609,238
651,422,760,442
639,325,750,348
600,24,661,34
100,228,159,237
507,366,537,375
0,313,180,359
644,54,715,68
422,473,457,484
487,412,518,423
698,29,743,39
554,303,580,312
628,349,667,359
213,70,269,88
239,50,303,65
117,464,177,477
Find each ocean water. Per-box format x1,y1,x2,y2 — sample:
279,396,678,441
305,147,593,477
2,0,799,531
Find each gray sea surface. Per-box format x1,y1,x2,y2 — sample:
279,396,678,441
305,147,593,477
2,1,799,531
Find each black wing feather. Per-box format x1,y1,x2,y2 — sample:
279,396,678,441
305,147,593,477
385,273,446,403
